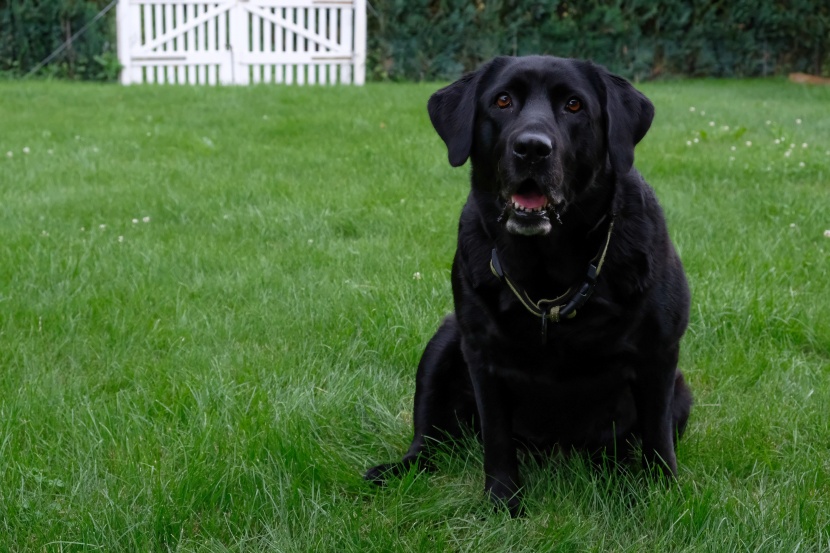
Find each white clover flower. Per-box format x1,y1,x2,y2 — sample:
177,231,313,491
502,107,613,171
99,224,107,229
700,110,706,115
824,230,830,238
693,138,699,143
790,223,796,228
307,239,314,245
118,236,124,243
774,139,780,145
721,125,730,131
802,143,808,148
23,146,30,154
47,149,54,155
790,144,796,149
142,216,150,223
689,107,696,112
799,162,805,168
413,272,422,280
709,121,715,127
729,156,735,162
686,140,692,146
132,218,139,224
765,120,772,125
796,118,802,125
745,141,752,147
730,146,737,151
785,150,792,157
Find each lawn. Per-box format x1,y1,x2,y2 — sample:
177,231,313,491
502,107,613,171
0,76,828,551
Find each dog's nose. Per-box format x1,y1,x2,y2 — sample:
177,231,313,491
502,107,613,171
513,132,553,164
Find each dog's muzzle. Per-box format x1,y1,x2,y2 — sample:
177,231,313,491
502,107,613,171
500,178,564,236
499,132,564,236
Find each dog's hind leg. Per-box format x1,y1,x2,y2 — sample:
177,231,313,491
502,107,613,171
672,370,692,444
631,348,684,478
365,315,475,484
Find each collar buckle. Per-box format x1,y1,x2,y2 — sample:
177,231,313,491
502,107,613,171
490,215,615,344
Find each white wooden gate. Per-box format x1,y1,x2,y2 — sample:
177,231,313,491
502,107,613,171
116,0,366,85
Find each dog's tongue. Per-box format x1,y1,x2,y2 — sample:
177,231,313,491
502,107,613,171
511,192,547,210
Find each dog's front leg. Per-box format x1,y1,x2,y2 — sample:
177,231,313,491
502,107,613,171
632,348,681,478
465,346,522,516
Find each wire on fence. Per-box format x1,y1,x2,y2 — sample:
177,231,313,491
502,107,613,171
23,0,119,79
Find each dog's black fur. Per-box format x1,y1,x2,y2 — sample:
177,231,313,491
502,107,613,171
365,56,692,515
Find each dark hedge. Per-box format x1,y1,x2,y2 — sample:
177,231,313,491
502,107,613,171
368,0,829,81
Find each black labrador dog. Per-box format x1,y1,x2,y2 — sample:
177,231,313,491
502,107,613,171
365,56,692,515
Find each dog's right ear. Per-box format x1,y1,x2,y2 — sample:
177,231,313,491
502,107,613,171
427,71,481,167
427,58,505,167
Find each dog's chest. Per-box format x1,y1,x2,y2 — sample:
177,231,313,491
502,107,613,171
498,358,638,447
488,343,633,384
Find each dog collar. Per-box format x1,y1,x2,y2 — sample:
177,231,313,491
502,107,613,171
489,214,615,344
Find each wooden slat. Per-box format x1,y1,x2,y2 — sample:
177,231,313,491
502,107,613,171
175,4,185,83
307,8,316,84
285,7,295,84
339,6,351,83
328,7,337,83
316,7,326,84
296,8,306,85
251,7,261,83
185,4,196,83
275,7,284,83
142,3,154,82
154,3,166,83
262,6,273,83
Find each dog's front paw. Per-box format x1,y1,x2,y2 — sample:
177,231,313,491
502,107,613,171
486,477,524,517
364,456,419,486
641,448,678,482
364,462,402,486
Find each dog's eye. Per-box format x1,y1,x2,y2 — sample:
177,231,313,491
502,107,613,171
565,98,582,113
496,94,512,109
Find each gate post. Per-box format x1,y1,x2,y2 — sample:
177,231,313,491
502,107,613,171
228,1,250,85
116,0,142,84
353,0,366,85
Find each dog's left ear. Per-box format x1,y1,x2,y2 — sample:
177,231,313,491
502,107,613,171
428,58,506,167
593,66,654,174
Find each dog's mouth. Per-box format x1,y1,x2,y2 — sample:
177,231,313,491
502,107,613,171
511,184,549,213
501,180,562,236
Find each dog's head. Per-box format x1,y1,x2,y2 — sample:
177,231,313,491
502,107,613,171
428,56,654,236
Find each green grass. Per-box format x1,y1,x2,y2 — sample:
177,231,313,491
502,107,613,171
1,77,829,551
